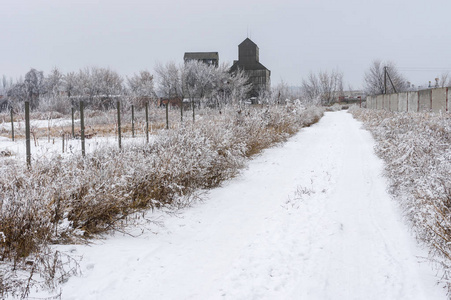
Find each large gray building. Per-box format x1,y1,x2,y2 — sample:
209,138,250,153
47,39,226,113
184,52,219,67
230,38,271,98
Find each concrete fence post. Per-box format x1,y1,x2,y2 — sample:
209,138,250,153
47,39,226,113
430,90,433,112
406,93,409,112
417,92,420,112
447,88,449,112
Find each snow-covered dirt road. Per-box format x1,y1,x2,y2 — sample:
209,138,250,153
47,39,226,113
41,111,446,299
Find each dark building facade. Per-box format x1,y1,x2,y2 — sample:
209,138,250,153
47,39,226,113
230,38,271,98
0,97,9,112
184,52,219,67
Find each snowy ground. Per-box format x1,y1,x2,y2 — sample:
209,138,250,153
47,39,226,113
31,110,446,299
0,131,151,162
0,118,75,131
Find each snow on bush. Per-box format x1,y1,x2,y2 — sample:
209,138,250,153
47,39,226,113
350,107,451,293
0,104,324,297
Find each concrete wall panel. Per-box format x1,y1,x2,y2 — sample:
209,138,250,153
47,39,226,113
408,91,419,112
366,96,373,109
398,92,408,112
368,88,450,113
383,94,390,110
447,88,450,113
418,89,431,112
389,94,398,111
368,96,375,109
431,88,447,113
376,95,383,109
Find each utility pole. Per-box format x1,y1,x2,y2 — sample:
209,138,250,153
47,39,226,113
385,66,397,94
384,66,387,94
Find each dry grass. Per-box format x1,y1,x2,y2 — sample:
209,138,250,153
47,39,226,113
351,107,451,294
0,104,324,297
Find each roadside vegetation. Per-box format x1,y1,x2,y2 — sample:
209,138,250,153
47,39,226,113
350,107,451,293
0,104,324,298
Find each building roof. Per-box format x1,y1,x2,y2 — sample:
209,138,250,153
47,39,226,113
230,38,269,73
230,61,270,72
239,38,257,48
184,52,219,61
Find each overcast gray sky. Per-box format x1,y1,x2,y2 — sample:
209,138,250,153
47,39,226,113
2,0,451,90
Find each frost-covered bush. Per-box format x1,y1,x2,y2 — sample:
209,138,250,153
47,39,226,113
351,107,451,292
0,104,324,297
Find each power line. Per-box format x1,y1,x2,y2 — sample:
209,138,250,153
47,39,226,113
398,67,451,71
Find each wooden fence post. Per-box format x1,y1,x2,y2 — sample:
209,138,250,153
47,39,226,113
180,98,183,122
10,108,14,142
192,99,195,123
166,102,169,129
80,101,85,157
131,104,135,138
25,101,31,167
117,101,122,149
145,102,149,143
71,107,75,138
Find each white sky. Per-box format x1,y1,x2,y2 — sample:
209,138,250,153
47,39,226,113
2,0,451,89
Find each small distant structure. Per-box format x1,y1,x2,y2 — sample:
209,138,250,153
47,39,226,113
158,97,190,109
339,90,366,104
184,52,219,67
0,96,10,112
230,38,271,99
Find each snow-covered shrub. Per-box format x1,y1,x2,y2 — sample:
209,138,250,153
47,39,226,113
0,104,324,296
350,107,451,292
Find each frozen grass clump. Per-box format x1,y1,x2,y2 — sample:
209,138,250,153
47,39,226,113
350,107,451,293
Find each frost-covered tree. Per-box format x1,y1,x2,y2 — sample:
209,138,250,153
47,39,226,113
226,68,251,106
6,79,26,110
96,67,123,99
126,70,156,109
438,72,451,88
63,72,79,99
155,61,251,119
39,67,70,113
74,67,123,110
183,61,214,99
24,68,45,109
155,61,183,99
1,75,12,96
182,60,217,121
45,67,64,97
301,69,343,105
364,60,408,95
270,80,295,105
